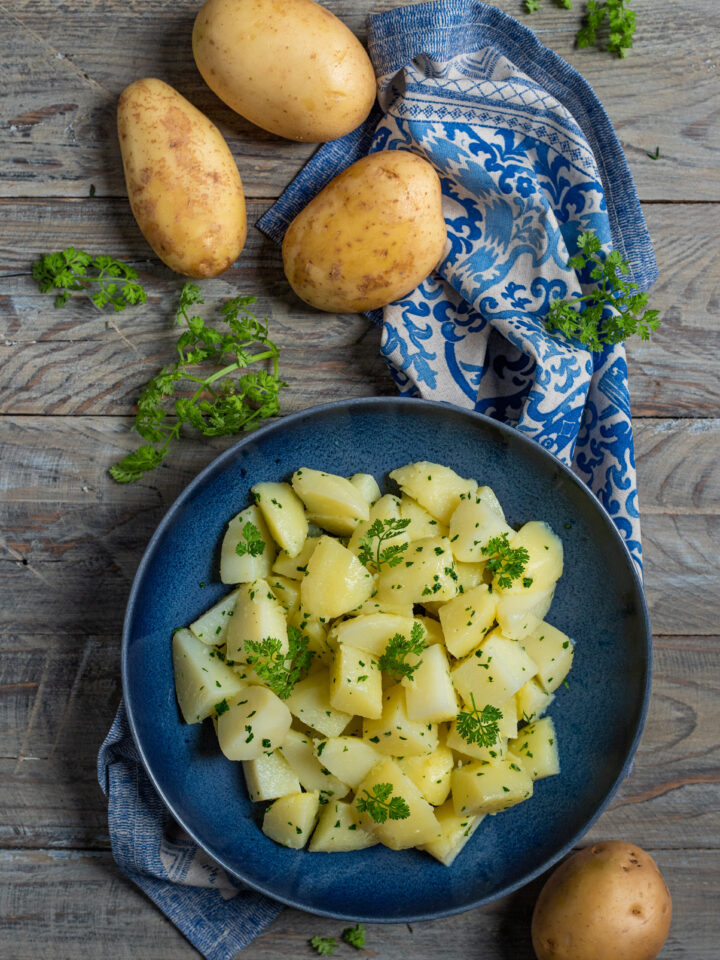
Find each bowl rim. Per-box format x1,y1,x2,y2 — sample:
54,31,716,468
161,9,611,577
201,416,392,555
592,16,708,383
122,395,652,922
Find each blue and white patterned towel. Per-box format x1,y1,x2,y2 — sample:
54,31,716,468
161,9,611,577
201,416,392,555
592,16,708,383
99,3,655,957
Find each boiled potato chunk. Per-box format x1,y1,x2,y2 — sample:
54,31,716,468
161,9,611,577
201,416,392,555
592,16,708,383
334,613,417,658
363,684,438,757
399,495,448,540
285,670,352,737
189,588,240,645
345,597,414,619
451,629,539,709
452,757,533,816
262,791,320,850
225,579,288,663
420,798,484,866
278,729,349,800
454,560,487,594
220,504,275,584
292,469,369,530
252,481,308,557
354,758,442,850
309,799,378,853
288,608,333,665
268,574,300,616
499,521,563,594
495,585,555,641
445,697,517,762
172,628,247,724
515,678,555,723
301,536,374,620
314,736,381,791
448,493,514,562
376,536,458,605
217,685,291,760
510,716,560,781
402,644,458,723
398,746,454,806
390,462,477,525
349,473,381,505
243,750,301,802
272,537,319,580
347,493,408,563
521,622,574,693
439,584,497,658
329,643,382,719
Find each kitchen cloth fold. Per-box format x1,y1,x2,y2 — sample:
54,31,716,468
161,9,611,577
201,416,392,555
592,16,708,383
99,3,656,958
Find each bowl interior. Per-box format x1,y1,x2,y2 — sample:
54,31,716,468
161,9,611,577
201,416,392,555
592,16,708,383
123,397,650,922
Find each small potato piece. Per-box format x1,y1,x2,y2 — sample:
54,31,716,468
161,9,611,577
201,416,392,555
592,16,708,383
354,758,442,850
499,521,563,594
454,560,487,594
278,729,349,800
439,583,497,658
314,736,381,791
252,481,308,557
495,585,555,641
448,494,514,562
531,842,672,960
242,750,301,802
349,473,381,505
268,574,300,616
402,644,458,724
515,678,555,723
225,579,288,664
189,588,240,645
399,495,448,540
220,504,275,584
398,746,454,806
285,671,352,737
452,757,533,816
217,685,291,760
419,799,484,867
301,536,374,620
521,622,575,693
347,494,408,562
334,613,417,658
272,537,320,580
309,799,378,853
262,792,320,850
329,643,382,719
118,78,246,278
346,597,415,619
510,716,560,781
172,629,247,723
283,152,447,314
376,536,458,605
390,462,477,525
291,469,369,529
451,629,538,709
363,685,438,757
446,697,517,762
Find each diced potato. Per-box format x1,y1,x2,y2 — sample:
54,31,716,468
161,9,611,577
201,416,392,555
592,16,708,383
452,757,533,816
172,628,247,724
314,736,381,790
475,485,506,518
289,608,334,666
329,643,382,719
515,678,555,723
189,587,240,645
451,629,539,709
402,644,458,723
220,504,276,584
347,493,408,562
334,613,417,658
272,537,320,580
376,536,458,605
285,670,352,737
448,494,514,562
278,729,349,800
306,512,363,537
499,521,563,594
349,473,381,505
354,757,442,850
390,461,477,524
495,585,555,640
445,697,517,762
216,685,291,761
419,798,484,866
439,583,497,658
345,596,415,619
399,495,448,540
308,799,378,852
242,750,301,802
521,622,574,693
301,536,374,620
292,468,370,532
252,481,308,557
454,560,487,593
398,745,454,806
268,574,300,616
363,684,438,757
262,791,320,849
225,579,288,664
414,615,444,645
510,716,560,780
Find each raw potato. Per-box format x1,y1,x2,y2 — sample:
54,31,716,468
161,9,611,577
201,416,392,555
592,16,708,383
282,151,447,313
531,842,672,960
117,78,246,278
193,0,376,143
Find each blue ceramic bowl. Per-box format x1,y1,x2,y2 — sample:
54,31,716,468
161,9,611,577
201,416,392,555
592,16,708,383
123,397,651,922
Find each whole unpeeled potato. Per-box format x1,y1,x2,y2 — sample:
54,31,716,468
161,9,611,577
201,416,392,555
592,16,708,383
193,0,376,143
282,151,447,313
532,841,672,960
117,78,246,278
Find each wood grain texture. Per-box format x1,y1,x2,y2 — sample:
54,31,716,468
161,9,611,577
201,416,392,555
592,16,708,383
1,1,718,202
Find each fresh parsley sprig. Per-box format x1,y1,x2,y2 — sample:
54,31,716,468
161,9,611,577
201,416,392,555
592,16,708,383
357,517,411,571
32,248,147,312
309,935,336,956
377,622,427,682
546,231,660,351
356,782,410,823
482,534,530,590
524,0,637,58
342,923,366,950
456,695,504,749
109,283,285,483
245,625,313,700
235,521,266,558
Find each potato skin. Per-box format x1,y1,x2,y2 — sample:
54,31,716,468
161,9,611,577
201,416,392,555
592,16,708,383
117,78,246,278
532,842,672,960
192,0,376,143
282,151,447,313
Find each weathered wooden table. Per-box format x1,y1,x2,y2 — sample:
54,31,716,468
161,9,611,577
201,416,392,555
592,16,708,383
1,1,719,956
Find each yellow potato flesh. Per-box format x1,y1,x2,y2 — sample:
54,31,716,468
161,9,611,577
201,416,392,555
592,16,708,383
117,78,246,278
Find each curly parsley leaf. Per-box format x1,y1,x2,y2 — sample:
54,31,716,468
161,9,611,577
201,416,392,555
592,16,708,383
482,534,530,590
342,923,366,950
356,782,410,824
309,935,336,956
245,625,313,700
357,517,411,571
235,521,266,558
31,248,147,312
525,0,571,11
109,283,285,482
378,621,426,683
456,695,503,749
577,0,636,57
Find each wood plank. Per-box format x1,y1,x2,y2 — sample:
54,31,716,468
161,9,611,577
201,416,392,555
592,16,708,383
0,847,715,959
1,1,718,202
1,201,719,418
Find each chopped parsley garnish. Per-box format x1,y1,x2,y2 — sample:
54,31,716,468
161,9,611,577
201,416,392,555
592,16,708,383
357,517,411,570
456,695,503,749
234,520,266,558
342,923,366,949
214,698,229,716
482,534,530,589
378,622,426,682
356,782,410,823
245,625,313,699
